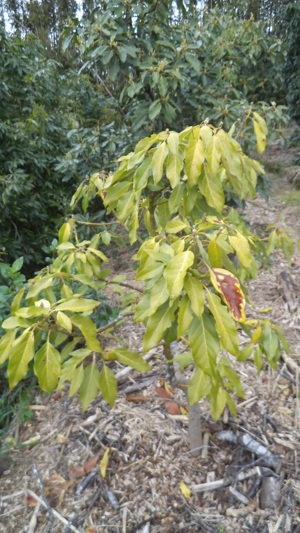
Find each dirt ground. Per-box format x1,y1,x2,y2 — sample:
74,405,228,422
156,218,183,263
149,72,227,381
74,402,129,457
1,135,300,533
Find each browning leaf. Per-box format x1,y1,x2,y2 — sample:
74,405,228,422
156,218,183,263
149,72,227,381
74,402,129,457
165,402,180,415
210,268,246,322
83,454,100,473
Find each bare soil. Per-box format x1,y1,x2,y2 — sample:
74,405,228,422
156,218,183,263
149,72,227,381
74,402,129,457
1,137,300,533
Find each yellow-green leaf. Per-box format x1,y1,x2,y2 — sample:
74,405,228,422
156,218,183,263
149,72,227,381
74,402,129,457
70,315,102,353
79,363,100,411
208,239,223,268
143,301,175,352
58,222,71,244
106,348,151,371
55,298,99,313
11,288,25,314
99,365,117,408
199,165,224,212
8,329,35,388
151,142,168,184
178,294,194,337
185,135,205,187
184,274,204,320
34,341,61,392
26,276,53,300
229,233,252,268
252,119,266,154
0,329,17,365
100,448,110,479
56,311,73,334
206,291,239,355
164,251,194,299
166,153,184,189
179,481,191,499
188,367,211,405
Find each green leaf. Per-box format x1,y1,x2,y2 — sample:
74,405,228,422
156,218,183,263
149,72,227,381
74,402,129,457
199,165,224,212
26,276,53,300
206,135,222,176
164,251,194,299
188,367,211,405
184,274,204,319
15,306,49,318
178,294,194,337
185,134,205,187
254,345,264,372
151,142,168,184
210,387,228,421
8,329,35,388
11,288,25,314
149,99,162,121
134,156,152,192
188,312,219,376
58,222,71,244
206,292,239,356
166,153,183,189
168,184,183,213
70,315,102,352
261,322,279,361
69,365,85,397
12,257,23,272
56,311,72,334
79,363,100,411
107,348,151,371
55,298,100,313
252,119,266,154
143,301,175,352
1,316,31,329
229,233,252,268
136,259,164,281
208,239,223,268
0,330,17,365
34,341,61,392
99,365,117,408
165,217,188,234
167,131,179,154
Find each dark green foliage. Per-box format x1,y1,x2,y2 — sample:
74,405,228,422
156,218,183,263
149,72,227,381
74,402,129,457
0,257,26,332
280,2,300,122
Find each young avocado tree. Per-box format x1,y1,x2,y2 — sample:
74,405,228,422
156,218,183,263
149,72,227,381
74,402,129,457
0,115,292,454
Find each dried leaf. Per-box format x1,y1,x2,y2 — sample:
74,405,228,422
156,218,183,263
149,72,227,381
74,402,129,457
155,386,173,399
100,448,110,479
125,393,147,403
56,433,68,444
164,382,175,397
69,464,85,479
180,405,189,415
27,495,38,507
165,402,180,415
86,528,97,533
83,454,100,473
180,481,192,498
210,268,246,322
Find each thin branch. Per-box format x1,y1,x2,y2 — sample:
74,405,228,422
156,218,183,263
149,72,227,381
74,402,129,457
26,490,82,533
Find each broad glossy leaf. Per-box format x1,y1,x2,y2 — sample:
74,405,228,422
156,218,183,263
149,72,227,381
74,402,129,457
26,276,53,300
188,312,219,376
208,239,223,268
0,329,16,365
34,341,61,392
206,291,239,355
56,311,72,334
8,329,35,388
166,153,183,189
185,134,205,187
58,222,71,244
11,288,25,314
167,131,179,154
151,142,168,184
199,165,224,212
210,387,228,421
178,294,194,337
229,233,252,268
69,365,84,396
188,367,211,405
79,363,100,411
134,156,152,192
143,301,176,352
163,251,194,300
106,348,151,371
210,268,246,322
70,315,102,352
55,298,99,313
184,274,204,319
99,365,117,408
252,119,267,154
206,135,222,176
2,316,31,329
165,217,188,234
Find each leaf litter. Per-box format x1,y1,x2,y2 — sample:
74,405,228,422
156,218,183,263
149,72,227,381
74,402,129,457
1,139,300,532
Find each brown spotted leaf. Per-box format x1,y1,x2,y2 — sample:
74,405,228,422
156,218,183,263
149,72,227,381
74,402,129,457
209,268,246,322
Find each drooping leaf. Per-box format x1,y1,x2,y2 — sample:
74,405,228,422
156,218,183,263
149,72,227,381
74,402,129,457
106,348,151,372
178,294,194,337
199,165,224,212
79,363,100,411
164,251,194,299
229,233,252,268
184,274,204,319
8,329,35,388
70,315,102,353
34,341,61,392
55,298,100,313
188,367,211,405
0,329,17,365
143,301,176,352
151,142,168,184
206,291,239,356
209,268,246,322
188,312,219,377
184,133,205,187
208,239,223,268
99,365,117,407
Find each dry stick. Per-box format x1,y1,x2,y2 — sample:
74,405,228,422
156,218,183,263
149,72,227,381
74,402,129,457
27,501,41,533
190,466,262,493
218,430,281,472
32,464,54,533
26,490,82,533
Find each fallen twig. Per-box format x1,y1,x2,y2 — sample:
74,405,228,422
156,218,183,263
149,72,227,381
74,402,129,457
190,466,262,493
26,490,82,533
32,464,53,533
218,430,281,471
